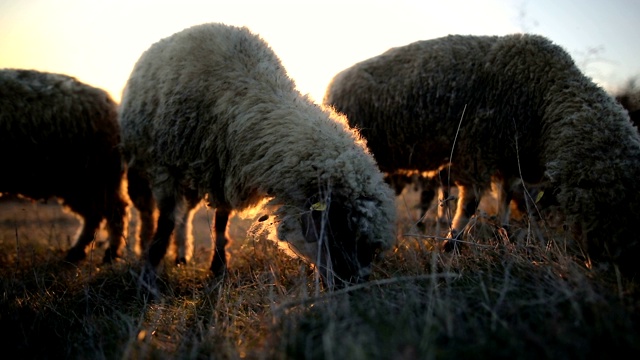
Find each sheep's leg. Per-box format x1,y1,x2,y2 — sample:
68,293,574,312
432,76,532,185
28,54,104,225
137,204,157,255
147,195,177,268
210,206,231,275
127,168,157,255
102,196,130,263
494,178,513,229
434,167,457,224
510,182,530,218
451,185,479,234
416,187,436,228
443,185,479,251
65,213,102,263
174,193,200,265
437,185,456,224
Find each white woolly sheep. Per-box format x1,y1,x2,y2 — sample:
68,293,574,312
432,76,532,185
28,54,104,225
324,34,640,276
119,23,397,288
0,69,130,263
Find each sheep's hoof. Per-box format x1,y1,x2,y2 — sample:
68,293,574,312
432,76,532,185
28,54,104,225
65,247,87,263
497,225,512,244
442,230,461,252
102,247,121,263
211,267,228,279
210,255,227,277
175,257,187,266
442,239,458,252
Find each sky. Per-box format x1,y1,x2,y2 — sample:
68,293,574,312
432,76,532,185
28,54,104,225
0,0,638,104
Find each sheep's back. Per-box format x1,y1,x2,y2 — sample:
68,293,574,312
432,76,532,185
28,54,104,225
120,24,377,207
119,24,293,175
325,35,501,172
325,34,579,182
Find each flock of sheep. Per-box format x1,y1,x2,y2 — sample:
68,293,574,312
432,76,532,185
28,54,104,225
2,23,639,289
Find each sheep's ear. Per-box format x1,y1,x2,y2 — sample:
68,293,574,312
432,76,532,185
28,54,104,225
301,201,329,243
309,201,327,211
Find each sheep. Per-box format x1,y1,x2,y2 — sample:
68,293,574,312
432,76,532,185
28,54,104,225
614,79,640,127
118,23,397,288
0,69,130,263
323,33,640,276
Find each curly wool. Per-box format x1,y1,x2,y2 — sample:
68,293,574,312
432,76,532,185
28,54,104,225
0,69,129,263
120,23,396,286
324,33,640,276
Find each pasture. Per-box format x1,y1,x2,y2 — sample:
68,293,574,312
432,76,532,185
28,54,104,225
0,185,638,359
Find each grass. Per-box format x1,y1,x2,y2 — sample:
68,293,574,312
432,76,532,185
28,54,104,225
0,188,639,359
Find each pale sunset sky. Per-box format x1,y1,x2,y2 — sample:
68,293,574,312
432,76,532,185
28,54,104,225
1,0,638,103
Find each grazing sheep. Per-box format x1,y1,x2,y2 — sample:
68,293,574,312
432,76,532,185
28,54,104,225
0,69,129,263
324,33,640,276
119,23,397,288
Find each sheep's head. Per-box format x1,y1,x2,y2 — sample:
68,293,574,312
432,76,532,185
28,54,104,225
276,193,395,289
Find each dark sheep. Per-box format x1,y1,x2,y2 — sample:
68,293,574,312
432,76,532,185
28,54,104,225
0,69,130,263
614,79,640,127
324,34,640,276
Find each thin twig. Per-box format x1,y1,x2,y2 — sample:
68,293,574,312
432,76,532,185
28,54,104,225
446,104,467,191
272,272,461,316
14,222,20,272
402,233,496,248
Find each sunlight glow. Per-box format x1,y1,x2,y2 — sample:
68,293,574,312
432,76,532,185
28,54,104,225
1,0,638,102
0,0,518,103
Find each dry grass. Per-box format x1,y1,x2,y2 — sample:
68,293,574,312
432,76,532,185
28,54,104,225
0,188,638,359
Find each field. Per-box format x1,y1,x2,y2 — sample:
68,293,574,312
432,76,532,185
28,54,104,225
0,186,639,359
